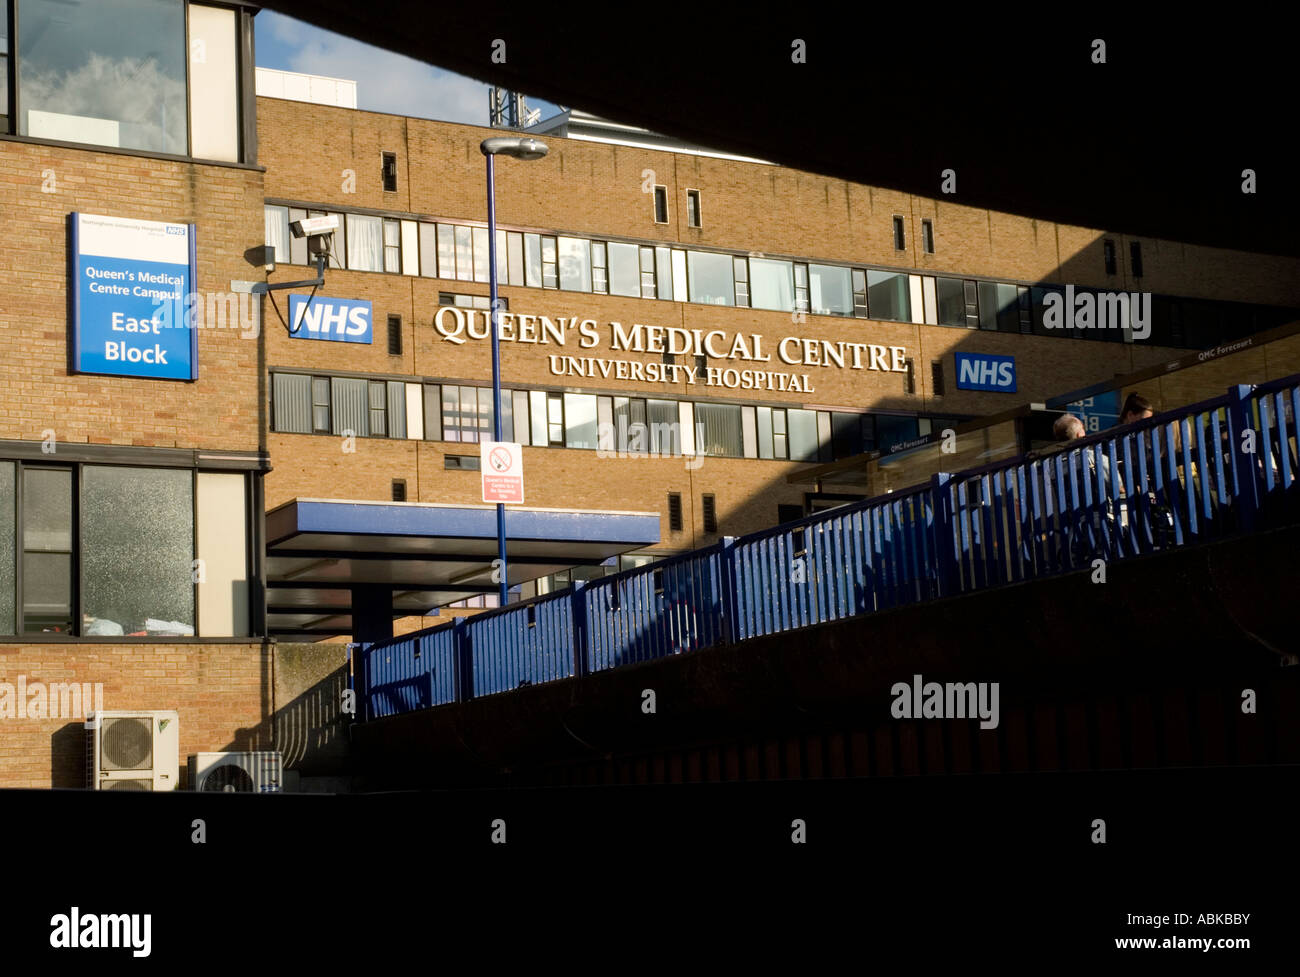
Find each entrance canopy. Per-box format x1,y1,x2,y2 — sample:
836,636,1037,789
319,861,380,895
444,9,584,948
266,499,660,639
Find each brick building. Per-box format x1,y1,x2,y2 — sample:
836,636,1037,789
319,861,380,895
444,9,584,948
1,2,1297,788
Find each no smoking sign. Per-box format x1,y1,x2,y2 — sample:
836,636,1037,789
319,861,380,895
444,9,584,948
480,440,525,503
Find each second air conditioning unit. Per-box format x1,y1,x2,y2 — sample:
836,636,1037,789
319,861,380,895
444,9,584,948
86,710,180,791
188,752,283,792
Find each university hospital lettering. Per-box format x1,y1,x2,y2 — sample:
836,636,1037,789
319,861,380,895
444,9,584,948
433,306,910,394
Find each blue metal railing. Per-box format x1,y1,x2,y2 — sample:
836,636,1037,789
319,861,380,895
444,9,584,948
359,377,1300,721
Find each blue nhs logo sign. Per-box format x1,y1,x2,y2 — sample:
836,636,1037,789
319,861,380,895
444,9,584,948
288,295,372,344
954,352,1017,393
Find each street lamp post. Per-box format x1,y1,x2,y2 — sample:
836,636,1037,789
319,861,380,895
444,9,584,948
481,136,548,606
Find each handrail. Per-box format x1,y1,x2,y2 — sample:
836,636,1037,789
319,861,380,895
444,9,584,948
359,375,1300,721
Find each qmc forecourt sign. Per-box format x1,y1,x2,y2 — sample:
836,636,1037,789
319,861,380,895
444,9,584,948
70,212,198,380
481,441,525,504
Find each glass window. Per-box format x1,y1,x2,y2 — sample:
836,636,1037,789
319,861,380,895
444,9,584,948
436,224,455,279
472,226,489,283
687,251,735,306
82,466,193,636
419,223,439,278
529,391,549,447
647,400,680,454
346,214,383,272
188,3,240,161
733,257,749,307
0,463,13,634
383,219,401,273
794,264,809,312
558,236,592,292
271,373,312,434
496,229,507,283
772,409,788,459
756,407,774,460
423,384,442,441
655,247,673,300
368,381,387,437
640,246,657,298
832,412,866,459
671,249,688,301
787,409,819,462
866,270,911,322
750,258,794,312
524,233,543,288
22,468,73,633
607,242,640,297
18,0,188,155
809,264,854,316
852,270,868,317
265,206,290,264
694,403,743,457
196,472,248,638
591,242,608,293
541,236,558,288
441,385,462,442
978,281,1020,333
875,415,920,453
287,208,308,266
331,377,369,437
512,390,530,445
507,232,525,287
547,393,564,445
452,225,473,282
935,277,968,327
687,190,701,228
311,376,330,433
563,394,598,449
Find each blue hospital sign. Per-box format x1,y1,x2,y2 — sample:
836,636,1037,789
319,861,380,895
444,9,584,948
288,295,373,343
1066,391,1122,433
954,352,1017,393
71,212,198,380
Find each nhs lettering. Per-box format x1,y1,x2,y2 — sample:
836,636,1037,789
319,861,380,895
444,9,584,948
288,295,373,344
954,352,1017,393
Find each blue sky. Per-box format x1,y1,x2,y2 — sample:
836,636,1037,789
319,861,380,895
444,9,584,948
255,11,562,125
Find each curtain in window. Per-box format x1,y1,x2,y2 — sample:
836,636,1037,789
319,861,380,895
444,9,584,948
694,403,743,457
386,382,406,438
647,400,680,454
264,206,289,263
331,377,369,436
750,258,795,311
346,215,383,272
273,373,312,433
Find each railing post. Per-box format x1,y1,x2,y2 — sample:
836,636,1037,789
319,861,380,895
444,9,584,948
452,617,473,703
718,536,739,644
930,473,958,597
571,580,589,680
1226,384,1261,532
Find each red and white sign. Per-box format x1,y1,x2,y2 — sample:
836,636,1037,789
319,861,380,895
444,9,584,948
481,441,524,503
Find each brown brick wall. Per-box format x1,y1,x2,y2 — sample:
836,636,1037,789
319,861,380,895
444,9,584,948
0,142,264,450
0,643,269,789
258,97,1300,309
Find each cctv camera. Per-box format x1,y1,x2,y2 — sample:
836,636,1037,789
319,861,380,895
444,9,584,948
289,215,340,238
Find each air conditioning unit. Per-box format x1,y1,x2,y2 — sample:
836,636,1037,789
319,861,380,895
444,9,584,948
86,710,179,791
188,752,283,793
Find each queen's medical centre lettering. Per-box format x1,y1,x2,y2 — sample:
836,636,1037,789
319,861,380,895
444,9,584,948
70,213,199,380
434,306,909,393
